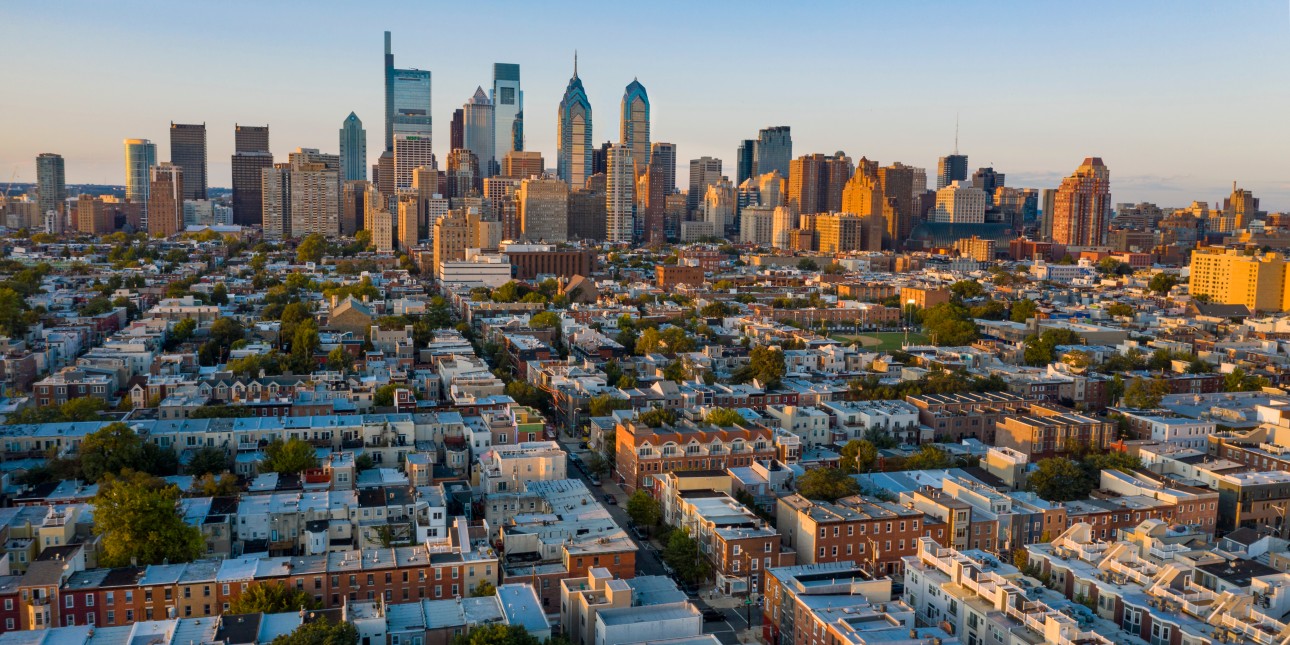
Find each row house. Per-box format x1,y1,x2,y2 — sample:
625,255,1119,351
993,403,1114,458
668,491,794,595
906,391,1035,443
761,561,943,645
614,419,778,493
819,399,922,445
776,494,926,577
32,368,116,408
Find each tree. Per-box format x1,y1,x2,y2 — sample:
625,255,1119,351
839,439,879,474
1106,302,1134,317
289,320,321,374
451,624,539,645
823,262,846,275
260,438,318,474
637,407,677,428
796,468,861,502
584,451,609,478
470,580,497,597
327,347,354,373
903,445,954,470
662,528,712,585
589,394,630,417
1122,377,1169,409
60,396,108,421
1022,328,1082,367
93,470,205,567
949,280,985,300
373,384,402,407
230,582,321,614
296,233,328,264
700,301,733,318
922,302,979,346
189,404,254,419
196,472,240,497
271,618,359,645
187,446,232,476
166,318,197,349
705,408,744,427
626,489,662,529
211,282,229,306
796,258,819,271
504,380,545,408
355,453,376,472
635,327,661,355
1010,299,1038,323
1148,273,1179,296
80,422,156,482
1028,457,1091,502
736,345,786,389
529,311,561,330
1223,367,1269,393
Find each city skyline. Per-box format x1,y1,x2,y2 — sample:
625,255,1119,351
3,1,1290,207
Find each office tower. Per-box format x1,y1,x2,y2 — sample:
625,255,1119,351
397,195,419,250
450,109,464,152
606,144,634,243
147,162,184,238
557,55,593,187
383,32,432,150
877,163,915,242
855,156,879,180
394,134,434,192
737,178,759,211
620,79,650,173
483,177,518,218
936,154,968,190
231,124,272,226
663,194,686,242
512,111,524,153
432,209,471,277
463,87,496,178
788,153,852,215
972,167,1004,203
123,139,157,227
688,157,723,214
1040,189,1057,241
753,126,792,178
372,208,396,252
169,123,207,200
341,180,370,236
262,164,291,239
35,153,65,217
569,184,607,241
339,113,367,182
931,181,988,224
736,140,756,185
1224,182,1260,230
375,151,396,201
518,177,569,242
772,206,796,250
384,32,394,150
636,161,667,245
287,148,340,238
503,151,544,180
649,142,676,195
756,171,786,210
816,213,883,253
739,206,774,245
446,149,480,199
841,171,883,219
592,142,612,176
76,194,113,234
1051,157,1110,247
702,178,736,237
492,63,522,162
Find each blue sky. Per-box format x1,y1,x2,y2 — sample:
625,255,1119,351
3,0,1289,208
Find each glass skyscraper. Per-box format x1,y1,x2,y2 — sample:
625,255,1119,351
492,63,522,162
384,32,431,151
620,79,650,174
170,122,208,200
124,138,157,225
463,87,495,179
754,126,792,180
557,56,592,188
339,112,367,182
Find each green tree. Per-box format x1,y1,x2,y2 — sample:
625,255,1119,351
1022,328,1082,366
491,281,526,303
289,320,321,373
700,301,733,317
1106,302,1134,317
260,438,319,474
529,311,561,330
839,439,879,474
662,528,712,585
80,422,170,483
230,582,321,614
373,384,402,407
705,408,745,427
470,580,497,597
451,624,539,645
211,282,229,306
922,302,979,346
949,280,985,300
626,489,662,529
195,472,240,497
584,451,609,478
735,345,787,389
186,446,232,477
589,394,630,417
296,233,328,264
635,327,661,355
1148,273,1179,295
93,470,205,567
796,468,861,502
271,618,358,645
1028,458,1090,502
796,258,819,271
637,407,677,428
1122,377,1169,409
327,346,354,373
1010,299,1038,323
166,318,197,350
355,453,376,472
60,396,108,421
903,445,954,470
504,380,545,408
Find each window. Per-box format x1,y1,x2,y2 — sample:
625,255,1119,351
65,595,73,608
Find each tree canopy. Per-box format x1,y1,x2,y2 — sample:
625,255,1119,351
260,438,319,474
626,489,662,529
797,467,861,502
229,582,321,614
271,618,358,645
92,470,205,567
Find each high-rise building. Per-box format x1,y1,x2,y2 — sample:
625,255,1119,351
262,163,291,239
511,111,524,153
35,153,65,217
972,167,1004,203
463,87,496,178
492,63,522,162
620,79,650,173
702,178,736,237
592,141,612,177
287,148,340,238
557,55,593,188
740,205,774,245
736,140,756,186
376,151,395,199
394,134,434,192
341,180,370,236
502,151,544,180
1189,248,1290,312
446,149,480,199
432,208,471,277
816,213,883,253
450,109,464,152
124,139,157,226
397,195,420,251
936,154,968,190
1040,188,1057,241
1051,157,1110,247
771,206,796,250
383,32,431,151
569,181,607,242
931,181,988,224
788,153,852,215
169,123,207,200
688,157,723,215
232,124,272,226
339,113,367,182
757,171,786,210
841,171,883,219
147,162,184,238
650,142,676,195
753,126,792,179
1224,182,1260,230
637,161,667,245
518,177,569,243
606,144,634,244
75,194,115,235
877,163,915,242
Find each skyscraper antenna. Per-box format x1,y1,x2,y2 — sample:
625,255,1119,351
954,113,960,155
574,51,578,78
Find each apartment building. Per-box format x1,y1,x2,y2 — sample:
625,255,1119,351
614,418,777,493
668,490,793,595
994,403,1113,457
776,494,926,576
906,392,1035,443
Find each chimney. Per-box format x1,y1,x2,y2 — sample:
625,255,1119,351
332,295,339,309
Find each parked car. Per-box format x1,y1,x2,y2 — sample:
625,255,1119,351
702,609,725,622
588,473,601,486
603,494,617,505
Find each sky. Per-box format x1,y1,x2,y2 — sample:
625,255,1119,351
3,0,1290,209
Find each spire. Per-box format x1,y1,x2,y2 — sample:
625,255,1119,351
954,112,960,155
573,50,578,79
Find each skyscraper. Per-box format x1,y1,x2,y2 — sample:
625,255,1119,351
512,111,524,153
383,32,431,151
592,142,611,177
936,154,968,190
518,177,569,242
1224,182,1260,230
788,153,852,215
972,167,1004,202
463,87,496,178
688,157,722,215
148,162,184,238
650,142,676,195
606,144,634,244
877,163,915,243
339,113,367,182
637,162,667,244
123,139,157,226
169,123,207,200
492,63,522,161
384,31,394,151
502,151,544,180
394,135,435,192
736,140,755,185
450,109,464,152
932,181,988,224
262,163,291,239
232,124,272,226
446,149,480,199
287,148,341,238
1040,188,1057,241
753,126,792,179
620,79,650,173
557,55,593,188
35,153,65,217
1051,157,1110,247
